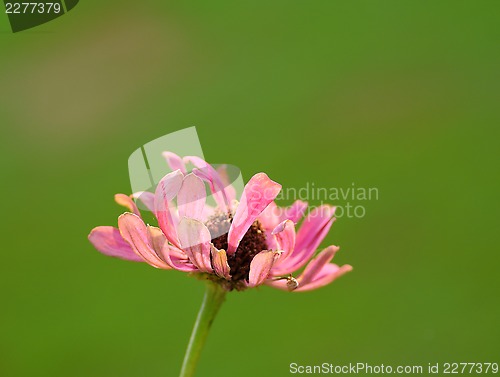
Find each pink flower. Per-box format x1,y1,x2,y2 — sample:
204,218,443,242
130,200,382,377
89,153,351,291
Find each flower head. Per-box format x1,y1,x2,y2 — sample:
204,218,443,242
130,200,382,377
89,153,351,291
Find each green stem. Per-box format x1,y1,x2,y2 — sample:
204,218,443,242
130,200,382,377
179,280,226,377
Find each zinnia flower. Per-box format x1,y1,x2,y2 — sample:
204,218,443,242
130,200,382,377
89,152,351,292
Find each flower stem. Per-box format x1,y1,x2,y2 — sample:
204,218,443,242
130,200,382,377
179,280,226,377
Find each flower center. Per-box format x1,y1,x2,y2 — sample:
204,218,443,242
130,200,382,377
206,211,268,284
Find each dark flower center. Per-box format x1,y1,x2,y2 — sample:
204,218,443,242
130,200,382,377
206,211,268,284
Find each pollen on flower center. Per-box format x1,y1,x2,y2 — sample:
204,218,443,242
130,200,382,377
205,211,267,283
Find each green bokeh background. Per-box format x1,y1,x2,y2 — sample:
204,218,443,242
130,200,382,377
1,1,499,376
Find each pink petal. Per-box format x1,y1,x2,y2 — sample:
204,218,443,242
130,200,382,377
266,246,350,292
295,264,352,292
259,200,308,232
227,173,282,255
177,173,206,222
177,218,213,273
193,167,229,212
184,156,230,211
248,250,281,287
258,201,281,231
88,226,144,262
295,205,336,253
216,164,237,202
162,151,187,174
297,245,339,286
132,191,155,212
161,243,199,272
276,205,336,274
265,275,303,291
264,229,279,251
147,228,197,272
272,220,296,254
270,220,296,274
118,213,171,269
210,245,231,279
269,246,352,292
264,279,289,291
279,200,308,224
154,170,184,248
146,226,169,260
259,211,281,251
201,204,216,222
114,194,140,217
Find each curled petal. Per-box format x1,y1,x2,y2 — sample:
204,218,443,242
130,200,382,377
114,194,140,217
227,173,282,255
268,246,351,292
161,243,199,272
210,245,231,280
154,170,184,248
216,164,237,202
272,220,296,255
144,227,196,272
276,205,336,274
132,191,155,212
260,214,281,251
270,220,296,273
184,156,230,211
88,226,144,262
259,200,308,232
177,173,206,222
163,151,187,174
297,245,339,286
264,229,279,251
295,264,352,292
280,200,308,224
118,213,171,269
146,226,169,260
177,218,213,273
258,201,281,231
295,205,336,254
248,250,281,287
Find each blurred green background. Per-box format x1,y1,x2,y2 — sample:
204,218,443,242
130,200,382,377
1,1,499,376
